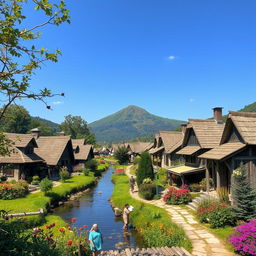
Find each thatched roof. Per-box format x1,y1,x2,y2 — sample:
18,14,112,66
72,139,93,161
199,142,246,160
35,136,73,166
223,111,256,144
127,142,153,154
112,143,127,151
0,133,43,164
159,131,183,154
176,146,201,155
148,146,164,154
185,119,224,148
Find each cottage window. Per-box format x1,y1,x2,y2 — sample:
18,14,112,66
3,169,14,177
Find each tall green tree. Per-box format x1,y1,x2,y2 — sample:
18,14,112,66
114,146,129,164
30,118,56,136
60,115,96,143
136,151,154,186
0,105,31,133
232,164,256,221
0,0,70,156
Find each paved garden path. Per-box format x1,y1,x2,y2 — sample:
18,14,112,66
126,166,234,256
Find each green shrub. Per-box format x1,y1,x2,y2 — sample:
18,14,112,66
83,169,90,176
85,159,98,171
196,198,235,228
189,183,201,192
40,178,53,195
59,167,70,182
157,168,168,188
208,206,235,228
136,151,154,186
139,183,156,200
200,178,214,191
114,146,129,164
31,175,40,185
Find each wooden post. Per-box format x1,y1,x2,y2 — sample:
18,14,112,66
216,161,221,189
181,175,185,185
206,159,210,193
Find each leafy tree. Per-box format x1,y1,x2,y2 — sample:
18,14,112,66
114,146,129,164
232,164,256,221
60,115,96,142
0,105,31,133
39,177,53,195
29,118,56,136
136,151,154,186
85,159,98,171
0,0,70,155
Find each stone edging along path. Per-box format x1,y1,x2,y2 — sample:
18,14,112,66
126,166,234,256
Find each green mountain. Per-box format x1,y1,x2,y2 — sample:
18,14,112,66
89,105,184,143
239,102,256,112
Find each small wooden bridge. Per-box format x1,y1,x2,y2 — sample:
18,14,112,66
101,247,192,256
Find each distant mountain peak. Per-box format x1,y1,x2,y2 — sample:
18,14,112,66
89,106,184,142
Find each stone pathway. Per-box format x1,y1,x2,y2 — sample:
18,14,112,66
126,166,234,256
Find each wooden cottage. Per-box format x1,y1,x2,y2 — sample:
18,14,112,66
126,141,153,160
149,131,184,168
170,108,224,186
0,133,44,180
32,129,75,178
72,139,94,168
199,111,256,191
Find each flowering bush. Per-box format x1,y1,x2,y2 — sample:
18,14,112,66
189,183,201,192
163,186,192,205
0,180,29,199
32,217,90,255
228,219,256,256
199,178,214,191
196,198,235,228
114,168,125,175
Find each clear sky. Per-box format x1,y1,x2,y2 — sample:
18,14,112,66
20,0,256,124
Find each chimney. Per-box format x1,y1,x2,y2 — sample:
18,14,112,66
31,128,41,140
59,131,65,136
213,107,223,124
181,123,187,135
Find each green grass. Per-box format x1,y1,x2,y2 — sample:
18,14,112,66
0,175,95,214
111,174,192,251
96,163,110,172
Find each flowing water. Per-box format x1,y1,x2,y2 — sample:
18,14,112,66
53,167,144,250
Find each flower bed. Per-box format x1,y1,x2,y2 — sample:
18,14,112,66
196,198,235,228
114,168,125,175
163,186,192,205
0,180,29,200
228,219,256,256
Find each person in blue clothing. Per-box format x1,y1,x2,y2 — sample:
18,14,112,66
89,224,103,256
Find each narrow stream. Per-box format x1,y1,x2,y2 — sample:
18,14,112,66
53,167,145,250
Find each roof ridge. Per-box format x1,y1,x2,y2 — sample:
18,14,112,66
229,111,256,118
189,119,215,123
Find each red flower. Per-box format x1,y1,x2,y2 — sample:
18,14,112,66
45,225,50,229
83,225,88,228
50,223,55,228
66,223,70,227
71,218,76,223
67,240,73,246
59,227,66,233
79,227,83,230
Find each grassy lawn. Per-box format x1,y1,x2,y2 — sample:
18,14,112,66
111,174,192,251
0,175,95,214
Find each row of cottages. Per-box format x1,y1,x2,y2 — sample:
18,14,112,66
0,129,94,180
170,107,224,187
149,130,184,168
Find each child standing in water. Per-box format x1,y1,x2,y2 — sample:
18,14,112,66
89,224,103,256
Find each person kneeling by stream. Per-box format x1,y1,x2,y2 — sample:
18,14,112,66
89,224,103,256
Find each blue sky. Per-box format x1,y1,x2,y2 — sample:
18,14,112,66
20,0,256,123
